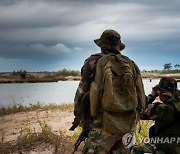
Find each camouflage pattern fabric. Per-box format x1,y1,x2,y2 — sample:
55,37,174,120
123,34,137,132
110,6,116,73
147,77,179,105
131,144,166,154
140,77,180,154
132,103,180,154
73,51,145,153
83,116,131,153
84,130,130,153
94,29,126,52
142,102,180,153
74,54,101,121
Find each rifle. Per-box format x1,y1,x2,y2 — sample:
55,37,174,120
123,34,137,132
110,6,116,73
70,92,90,153
70,92,90,131
72,127,90,154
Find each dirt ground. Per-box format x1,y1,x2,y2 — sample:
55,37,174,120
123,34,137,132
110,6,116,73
0,109,82,154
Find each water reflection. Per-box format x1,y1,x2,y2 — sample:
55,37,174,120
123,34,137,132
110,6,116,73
0,79,179,107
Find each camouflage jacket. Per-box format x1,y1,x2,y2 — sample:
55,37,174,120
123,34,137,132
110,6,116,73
141,99,180,154
73,52,146,126
142,98,180,137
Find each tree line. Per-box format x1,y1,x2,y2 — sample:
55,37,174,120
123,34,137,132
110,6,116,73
11,69,80,79
142,63,180,73
163,63,180,70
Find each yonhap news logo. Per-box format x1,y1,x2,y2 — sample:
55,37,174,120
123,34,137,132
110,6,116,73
140,137,180,144
122,132,136,148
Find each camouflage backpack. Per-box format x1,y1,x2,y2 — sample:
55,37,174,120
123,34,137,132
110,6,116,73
90,53,139,135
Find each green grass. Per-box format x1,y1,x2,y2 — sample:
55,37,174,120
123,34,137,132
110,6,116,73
0,131,5,153
69,126,82,144
136,120,154,145
0,102,154,149
38,119,52,142
159,70,180,74
19,123,33,142
69,121,153,147
0,102,74,116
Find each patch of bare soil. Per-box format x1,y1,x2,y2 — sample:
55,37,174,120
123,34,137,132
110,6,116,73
0,132,73,154
0,109,81,154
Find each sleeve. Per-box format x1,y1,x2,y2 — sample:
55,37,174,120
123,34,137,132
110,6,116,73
73,56,97,119
141,103,161,120
146,86,159,104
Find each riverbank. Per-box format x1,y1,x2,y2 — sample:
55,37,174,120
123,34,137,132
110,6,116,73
0,102,153,154
0,72,180,83
0,104,82,154
0,72,81,83
141,72,180,79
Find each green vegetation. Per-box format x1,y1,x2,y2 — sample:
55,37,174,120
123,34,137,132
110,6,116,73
0,102,73,116
0,69,81,83
0,131,5,153
19,123,33,142
7,118,67,153
142,69,180,74
55,69,80,77
13,70,27,79
38,119,52,142
0,103,154,153
1,66,180,83
69,126,82,144
159,69,180,74
0,131,5,144
136,120,153,145
70,121,153,147
142,62,180,73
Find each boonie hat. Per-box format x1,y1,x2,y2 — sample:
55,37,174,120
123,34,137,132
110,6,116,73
158,77,177,91
94,29,125,51
157,77,177,97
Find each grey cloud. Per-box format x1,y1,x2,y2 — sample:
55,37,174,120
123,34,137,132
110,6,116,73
29,43,70,54
0,0,180,71
74,47,82,52
0,0,179,44
0,43,70,59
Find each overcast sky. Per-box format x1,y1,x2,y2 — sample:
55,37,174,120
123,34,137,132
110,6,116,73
0,0,180,72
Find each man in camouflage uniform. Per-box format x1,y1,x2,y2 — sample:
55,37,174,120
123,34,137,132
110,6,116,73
70,29,145,153
132,77,180,154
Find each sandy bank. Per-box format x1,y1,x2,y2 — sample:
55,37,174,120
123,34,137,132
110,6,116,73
141,72,180,81
0,108,80,154
0,76,81,83
1,72,180,83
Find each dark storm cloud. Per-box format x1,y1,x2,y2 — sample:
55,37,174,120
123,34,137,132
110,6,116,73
0,0,180,71
0,43,70,60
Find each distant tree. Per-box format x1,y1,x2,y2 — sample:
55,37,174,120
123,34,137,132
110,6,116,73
56,69,80,76
18,70,27,79
154,70,158,72
163,63,172,70
142,70,147,73
12,70,16,75
174,64,180,70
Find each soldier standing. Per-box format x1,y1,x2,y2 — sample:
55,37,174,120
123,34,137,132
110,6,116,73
70,29,146,153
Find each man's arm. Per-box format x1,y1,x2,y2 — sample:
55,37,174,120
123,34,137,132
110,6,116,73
70,55,101,130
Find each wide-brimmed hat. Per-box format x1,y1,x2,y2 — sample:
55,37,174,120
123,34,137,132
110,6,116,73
158,77,177,90
94,29,125,51
154,77,177,97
